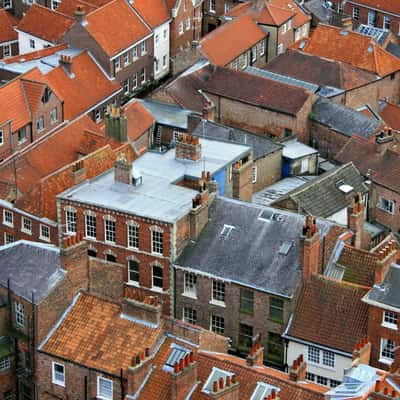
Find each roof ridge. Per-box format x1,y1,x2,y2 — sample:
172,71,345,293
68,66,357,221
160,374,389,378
86,0,120,17
315,274,371,291
29,2,74,19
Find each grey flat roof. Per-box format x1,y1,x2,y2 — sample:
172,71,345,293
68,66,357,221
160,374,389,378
60,138,250,223
0,48,83,75
364,264,400,310
282,140,318,159
140,99,192,129
253,176,318,206
0,241,65,304
192,118,282,160
175,197,334,297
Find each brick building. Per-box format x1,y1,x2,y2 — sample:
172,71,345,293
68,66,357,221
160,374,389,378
173,198,343,368
57,137,252,314
0,9,18,60
199,15,268,70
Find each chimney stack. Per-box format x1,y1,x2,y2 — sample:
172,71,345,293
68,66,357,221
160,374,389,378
59,54,73,75
127,348,153,395
246,334,264,367
114,153,132,185
202,100,216,122
171,352,198,400
341,17,353,31
105,105,128,142
121,294,162,326
289,355,307,382
210,374,239,399
301,216,320,280
189,173,209,240
347,193,364,249
175,134,202,162
374,238,398,284
74,5,87,25
352,337,371,367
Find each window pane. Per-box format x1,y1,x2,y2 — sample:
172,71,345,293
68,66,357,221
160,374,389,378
128,260,139,283
153,265,163,288
240,289,254,315
269,297,284,322
267,332,283,364
238,323,253,349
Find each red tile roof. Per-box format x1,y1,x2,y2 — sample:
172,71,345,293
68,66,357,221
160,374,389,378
200,16,266,67
133,0,170,28
85,0,152,58
286,275,369,353
41,293,163,376
16,4,74,43
379,102,400,131
272,0,310,28
335,135,400,194
123,100,155,143
295,24,400,77
203,66,311,116
0,8,17,44
348,0,400,16
56,0,99,17
3,44,68,64
23,51,121,119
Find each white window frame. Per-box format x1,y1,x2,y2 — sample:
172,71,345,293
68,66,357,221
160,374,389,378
183,307,197,324
127,221,139,249
260,40,265,56
0,130,3,145
163,55,167,68
21,217,32,235
65,206,77,234
3,44,11,58
15,301,25,327
123,79,129,95
277,44,284,55
127,257,140,285
210,0,216,12
95,109,101,123
224,2,231,13
97,376,113,400
104,215,116,244
37,116,44,131
29,39,35,49
352,6,359,20
251,46,257,63
211,280,225,306
50,107,58,125
252,165,257,184
141,41,147,55
210,314,225,334
379,197,395,214
186,17,191,30
4,232,13,244
383,16,390,30
367,10,376,26
40,224,50,242
152,263,163,290
132,73,138,90
85,211,96,240
3,209,13,227
115,58,121,72
178,22,184,35
132,46,138,61
282,23,287,33
141,68,146,84
151,226,163,255
123,52,130,66
380,338,396,364
308,346,335,368
382,311,398,330
287,19,292,30
183,272,197,298
52,362,65,386
3,0,12,9
300,158,309,173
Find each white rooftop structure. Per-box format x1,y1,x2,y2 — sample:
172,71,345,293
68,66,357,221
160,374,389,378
282,140,318,160
59,138,251,223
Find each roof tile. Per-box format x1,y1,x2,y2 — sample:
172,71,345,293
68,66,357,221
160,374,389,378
0,9,18,44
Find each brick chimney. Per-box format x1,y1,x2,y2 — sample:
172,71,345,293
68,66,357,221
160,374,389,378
347,193,364,249
60,234,89,291
232,155,253,202
376,127,394,149
341,17,353,31
71,160,87,186
210,374,240,399
74,5,87,25
121,295,162,326
59,54,73,76
246,335,264,367
374,239,398,284
171,352,198,400
114,153,132,185
127,348,153,395
352,337,371,367
301,216,320,280
176,134,202,162
372,379,398,399
289,355,307,382
202,100,216,122
105,106,128,142
189,172,209,240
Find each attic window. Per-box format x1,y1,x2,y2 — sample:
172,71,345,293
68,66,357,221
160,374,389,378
164,344,190,372
41,87,52,103
259,210,285,223
202,367,233,394
250,382,280,400
338,184,353,194
279,240,293,255
220,224,235,237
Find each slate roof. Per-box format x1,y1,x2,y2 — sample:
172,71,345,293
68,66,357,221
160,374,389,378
311,98,381,138
175,197,334,298
335,136,400,194
0,241,65,304
40,292,163,375
285,275,369,354
272,163,368,218
200,16,267,67
265,49,376,91
363,264,400,311
191,118,282,160
295,24,400,77
203,66,311,116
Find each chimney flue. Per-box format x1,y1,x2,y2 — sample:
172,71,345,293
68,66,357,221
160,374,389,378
114,153,132,185
74,5,87,25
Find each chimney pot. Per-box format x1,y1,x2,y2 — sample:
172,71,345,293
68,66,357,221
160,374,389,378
145,348,150,358
189,352,194,363
219,377,224,390
231,375,236,384
179,358,184,371
376,380,381,392
226,375,231,387
384,387,389,395
213,381,218,393
174,362,179,373
271,390,276,399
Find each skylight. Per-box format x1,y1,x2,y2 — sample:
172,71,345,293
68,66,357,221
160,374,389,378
163,343,190,372
250,382,280,400
202,367,233,394
279,240,293,255
220,224,235,237
338,184,353,194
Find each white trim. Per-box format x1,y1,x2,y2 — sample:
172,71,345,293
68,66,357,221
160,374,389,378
110,33,153,61
0,39,18,47
362,294,400,313
52,362,65,387
97,376,113,400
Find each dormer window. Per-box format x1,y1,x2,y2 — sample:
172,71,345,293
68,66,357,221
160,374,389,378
41,87,52,103
250,382,280,400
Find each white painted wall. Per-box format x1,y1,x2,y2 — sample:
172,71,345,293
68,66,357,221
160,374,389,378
17,30,53,54
153,21,170,80
328,207,348,226
287,340,353,386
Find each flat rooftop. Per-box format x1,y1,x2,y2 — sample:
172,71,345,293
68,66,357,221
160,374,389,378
60,137,251,223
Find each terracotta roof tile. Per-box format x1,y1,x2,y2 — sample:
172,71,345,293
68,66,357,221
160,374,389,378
335,135,400,194
349,0,400,16
287,275,369,353
133,0,170,28
123,100,155,143
56,0,99,17
296,24,400,77
0,8,17,44
200,16,267,67
203,66,311,116
41,293,163,375
23,51,121,119
379,102,400,131
16,4,74,43
85,0,152,58
3,44,68,64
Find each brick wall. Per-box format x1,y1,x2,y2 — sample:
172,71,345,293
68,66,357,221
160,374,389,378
253,149,282,193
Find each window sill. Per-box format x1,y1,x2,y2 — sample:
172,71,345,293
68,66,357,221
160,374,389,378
307,361,335,371
104,240,116,245
268,317,284,324
127,281,140,288
84,236,96,241
209,299,226,308
21,230,32,235
52,380,65,387
240,309,254,316
151,286,165,294
379,357,393,366
381,322,398,330
377,206,394,215
3,222,13,228
39,236,51,242
182,292,197,300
